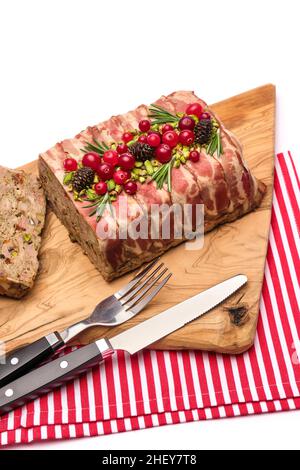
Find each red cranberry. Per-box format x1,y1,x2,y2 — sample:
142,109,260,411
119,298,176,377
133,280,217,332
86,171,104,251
116,143,128,154
155,144,172,163
179,116,195,131
189,150,200,162
179,130,195,146
138,134,148,143
162,124,174,133
82,152,101,170
162,130,179,148
63,157,77,172
97,162,114,180
122,132,134,143
118,153,135,170
200,112,211,120
94,181,108,195
185,102,203,118
103,150,119,166
113,169,130,185
124,180,138,195
139,119,151,132
147,132,161,147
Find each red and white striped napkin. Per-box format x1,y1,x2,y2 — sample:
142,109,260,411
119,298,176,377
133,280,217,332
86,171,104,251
0,151,299,446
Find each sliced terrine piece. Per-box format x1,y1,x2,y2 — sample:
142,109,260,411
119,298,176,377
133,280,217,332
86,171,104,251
39,91,266,281
0,166,46,298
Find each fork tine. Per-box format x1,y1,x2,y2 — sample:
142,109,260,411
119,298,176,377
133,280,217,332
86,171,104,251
114,258,160,299
127,273,172,316
119,262,165,305
124,267,169,311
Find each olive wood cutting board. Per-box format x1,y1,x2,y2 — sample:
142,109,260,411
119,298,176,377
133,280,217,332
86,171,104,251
0,84,275,354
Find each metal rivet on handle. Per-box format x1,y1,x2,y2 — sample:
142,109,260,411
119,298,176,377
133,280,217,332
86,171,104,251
60,360,68,369
10,357,19,366
5,389,13,397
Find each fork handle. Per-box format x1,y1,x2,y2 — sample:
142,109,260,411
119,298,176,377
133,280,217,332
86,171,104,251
0,332,64,388
0,339,114,416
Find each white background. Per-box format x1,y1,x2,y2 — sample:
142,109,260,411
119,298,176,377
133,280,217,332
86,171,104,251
1,0,299,450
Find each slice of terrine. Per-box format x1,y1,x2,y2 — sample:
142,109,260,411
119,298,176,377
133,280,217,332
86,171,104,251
0,166,46,298
39,91,266,281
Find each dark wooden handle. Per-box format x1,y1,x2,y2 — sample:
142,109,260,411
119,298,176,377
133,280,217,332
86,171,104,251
0,332,64,388
0,339,113,416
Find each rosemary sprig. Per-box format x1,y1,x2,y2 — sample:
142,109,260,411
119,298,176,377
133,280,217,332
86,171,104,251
95,192,113,220
148,104,180,125
81,139,109,156
82,191,113,221
151,157,175,192
206,128,223,158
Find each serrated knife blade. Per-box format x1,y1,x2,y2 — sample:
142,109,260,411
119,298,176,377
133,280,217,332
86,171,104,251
109,274,247,354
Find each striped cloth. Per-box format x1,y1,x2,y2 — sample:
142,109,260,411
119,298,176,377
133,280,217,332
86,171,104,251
0,151,299,446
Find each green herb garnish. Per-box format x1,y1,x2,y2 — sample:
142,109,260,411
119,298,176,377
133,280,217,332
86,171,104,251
151,157,175,192
81,139,110,157
148,104,180,125
83,191,113,221
206,128,223,158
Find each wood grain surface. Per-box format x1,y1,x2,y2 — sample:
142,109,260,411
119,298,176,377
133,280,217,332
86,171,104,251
0,84,275,354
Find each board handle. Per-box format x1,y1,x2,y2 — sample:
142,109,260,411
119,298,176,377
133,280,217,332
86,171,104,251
0,332,64,388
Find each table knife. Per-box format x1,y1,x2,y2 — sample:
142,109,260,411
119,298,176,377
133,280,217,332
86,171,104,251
0,258,170,387
0,274,247,416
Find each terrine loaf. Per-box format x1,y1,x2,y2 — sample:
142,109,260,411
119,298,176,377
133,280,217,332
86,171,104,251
39,91,266,281
0,166,46,298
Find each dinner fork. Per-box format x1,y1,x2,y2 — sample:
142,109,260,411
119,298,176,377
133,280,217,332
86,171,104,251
0,258,171,387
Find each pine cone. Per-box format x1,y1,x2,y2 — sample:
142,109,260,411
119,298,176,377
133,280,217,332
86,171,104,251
194,119,213,145
72,167,95,192
129,142,155,162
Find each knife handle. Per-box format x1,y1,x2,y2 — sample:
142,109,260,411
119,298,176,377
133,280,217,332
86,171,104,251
0,339,114,416
0,332,65,388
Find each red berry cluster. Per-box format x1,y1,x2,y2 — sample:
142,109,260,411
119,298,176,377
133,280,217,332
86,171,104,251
130,102,207,164
63,144,138,196
63,101,208,204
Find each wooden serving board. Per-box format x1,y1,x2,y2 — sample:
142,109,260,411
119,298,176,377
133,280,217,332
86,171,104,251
0,84,275,354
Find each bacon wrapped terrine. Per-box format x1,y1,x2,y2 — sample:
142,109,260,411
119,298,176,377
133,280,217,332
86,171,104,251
39,91,266,281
